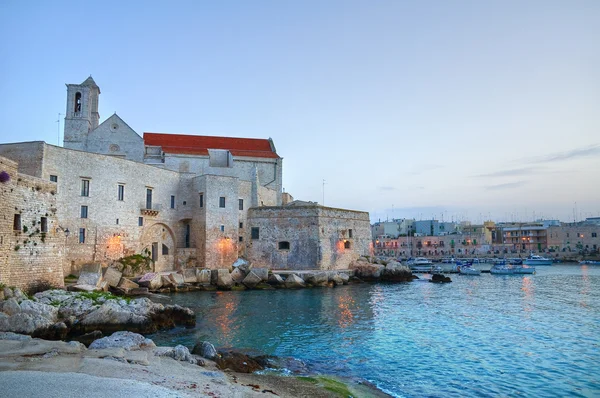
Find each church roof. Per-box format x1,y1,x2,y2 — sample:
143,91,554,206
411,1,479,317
143,133,279,159
80,76,100,92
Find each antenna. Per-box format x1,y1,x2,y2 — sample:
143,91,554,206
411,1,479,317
56,113,63,146
322,179,326,206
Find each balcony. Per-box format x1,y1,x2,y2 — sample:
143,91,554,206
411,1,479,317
140,203,162,217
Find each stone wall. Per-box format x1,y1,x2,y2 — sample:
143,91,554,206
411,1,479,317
0,155,64,291
247,205,371,270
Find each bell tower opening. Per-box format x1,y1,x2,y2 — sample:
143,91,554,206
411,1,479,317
74,92,82,113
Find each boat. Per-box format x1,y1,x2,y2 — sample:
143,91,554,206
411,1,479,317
490,263,535,275
524,255,553,266
579,260,600,265
407,257,433,272
459,264,481,275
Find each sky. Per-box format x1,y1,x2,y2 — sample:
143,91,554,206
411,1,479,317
1,0,598,223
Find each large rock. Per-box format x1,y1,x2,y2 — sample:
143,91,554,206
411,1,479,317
1,298,21,316
350,262,385,280
3,287,14,299
232,258,251,273
215,349,264,373
230,267,246,283
19,300,58,323
182,269,197,283
381,261,412,282
267,274,284,286
251,268,269,282
71,284,99,292
161,275,175,289
306,272,329,286
197,269,211,284
242,271,262,289
103,267,123,288
78,263,103,287
154,344,198,364
89,331,156,350
215,269,233,290
330,273,345,286
0,312,54,335
138,272,163,290
117,278,139,293
192,341,217,360
168,273,185,286
13,288,26,300
339,273,350,285
284,274,305,288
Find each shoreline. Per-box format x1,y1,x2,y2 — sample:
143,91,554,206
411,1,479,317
0,333,391,397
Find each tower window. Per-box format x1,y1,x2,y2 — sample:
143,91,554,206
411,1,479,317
251,227,260,240
219,197,226,208
41,217,48,233
74,92,82,113
79,228,86,244
13,214,21,231
344,240,351,249
199,193,204,208
118,184,124,201
220,225,225,232
278,241,290,250
138,217,144,226
80,205,88,219
239,199,244,211
349,229,353,238
170,195,175,209
50,175,58,183
81,179,90,196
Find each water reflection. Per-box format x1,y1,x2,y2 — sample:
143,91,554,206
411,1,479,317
336,291,356,329
580,265,589,308
521,276,534,315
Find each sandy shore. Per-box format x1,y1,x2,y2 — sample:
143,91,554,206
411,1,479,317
0,336,390,397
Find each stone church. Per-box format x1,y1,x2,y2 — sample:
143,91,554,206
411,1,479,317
0,77,370,290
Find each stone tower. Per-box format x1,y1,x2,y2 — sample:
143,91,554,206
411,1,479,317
63,76,100,150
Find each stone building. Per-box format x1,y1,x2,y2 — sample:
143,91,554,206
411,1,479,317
0,76,370,286
246,201,371,270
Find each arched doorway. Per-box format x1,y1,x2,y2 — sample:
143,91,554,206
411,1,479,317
141,223,176,272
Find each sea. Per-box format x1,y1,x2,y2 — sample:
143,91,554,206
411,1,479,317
148,264,600,397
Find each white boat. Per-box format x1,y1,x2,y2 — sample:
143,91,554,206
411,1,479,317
524,255,553,266
459,265,481,275
490,263,536,275
579,260,600,265
407,257,433,272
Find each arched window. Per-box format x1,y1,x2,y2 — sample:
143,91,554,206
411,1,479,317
74,92,82,113
344,240,351,249
162,244,169,255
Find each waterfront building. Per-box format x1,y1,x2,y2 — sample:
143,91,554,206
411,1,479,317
0,77,369,289
547,224,599,254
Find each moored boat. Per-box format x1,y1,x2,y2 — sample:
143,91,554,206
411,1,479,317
490,263,535,275
459,264,481,275
524,255,553,266
579,260,600,265
407,257,433,272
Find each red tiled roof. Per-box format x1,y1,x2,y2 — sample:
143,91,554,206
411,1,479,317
143,133,279,159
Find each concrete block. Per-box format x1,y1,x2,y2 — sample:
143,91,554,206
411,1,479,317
103,267,122,288
242,271,261,289
182,269,197,283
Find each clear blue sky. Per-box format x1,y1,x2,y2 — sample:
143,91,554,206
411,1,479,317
1,0,598,223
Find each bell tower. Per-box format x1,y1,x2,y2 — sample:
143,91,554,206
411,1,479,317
63,76,100,150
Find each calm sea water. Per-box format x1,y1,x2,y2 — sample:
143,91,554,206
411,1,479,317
149,265,600,397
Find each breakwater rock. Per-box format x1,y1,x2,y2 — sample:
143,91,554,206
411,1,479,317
0,287,195,340
350,257,415,282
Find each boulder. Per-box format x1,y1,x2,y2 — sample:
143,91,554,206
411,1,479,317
232,258,251,273
19,300,58,323
215,349,264,373
128,287,149,295
330,273,345,286
117,278,139,293
192,341,218,360
3,287,14,299
197,269,211,284
381,261,413,282
89,331,156,350
284,274,305,288
350,262,385,280
0,312,54,335
251,268,269,282
1,298,21,316
154,344,198,364
98,281,109,292
242,271,262,289
138,272,163,290
339,273,350,285
168,273,185,286
430,274,452,283
215,269,233,290
0,332,32,341
78,263,103,287
13,288,26,300
71,330,103,346
230,267,246,283
161,275,175,289
306,272,329,286
267,274,284,286
103,267,123,288
182,269,197,283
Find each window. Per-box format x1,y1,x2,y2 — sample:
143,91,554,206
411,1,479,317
251,227,260,240
593,232,597,238
151,242,158,261
577,233,581,238
81,179,89,196
239,236,243,242
13,214,21,231
220,225,225,232
162,244,169,255
199,193,203,208
138,217,144,226
146,188,152,210
79,228,86,243
80,205,88,218
41,217,47,233
170,195,175,209
183,201,187,206
116,219,119,225
118,184,124,201
74,92,82,113
50,175,58,183
349,229,353,238
239,199,244,210
278,241,290,250
567,233,570,237
344,240,351,249
185,224,190,248
219,197,226,208
239,222,243,229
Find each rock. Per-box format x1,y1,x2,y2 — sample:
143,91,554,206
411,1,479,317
350,262,385,280
215,349,264,373
1,298,21,316
168,273,185,286
0,290,4,301
267,274,284,286
19,300,58,323
242,271,262,289
306,272,329,286
253,355,310,374
138,272,163,290
284,274,305,288
13,288,26,300
339,273,350,284
98,281,109,292
103,267,123,288
230,267,246,283
71,330,103,346
215,269,233,290
78,263,103,287
160,275,175,289
381,261,413,282
233,258,251,273
71,284,100,292
0,332,32,341
154,344,197,364
430,274,452,283
192,341,217,360
252,268,269,282
330,273,344,286
182,269,197,283
0,312,54,335
128,287,149,295
89,331,156,350
3,287,13,299
196,269,211,284
117,278,139,292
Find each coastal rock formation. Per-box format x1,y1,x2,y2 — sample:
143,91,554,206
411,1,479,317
381,261,413,282
306,272,329,287
230,268,246,283
284,274,306,288
215,349,264,373
267,274,284,286
242,271,262,289
215,269,234,289
89,331,156,350
430,274,452,283
155,344,199,364
192,341,218,360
